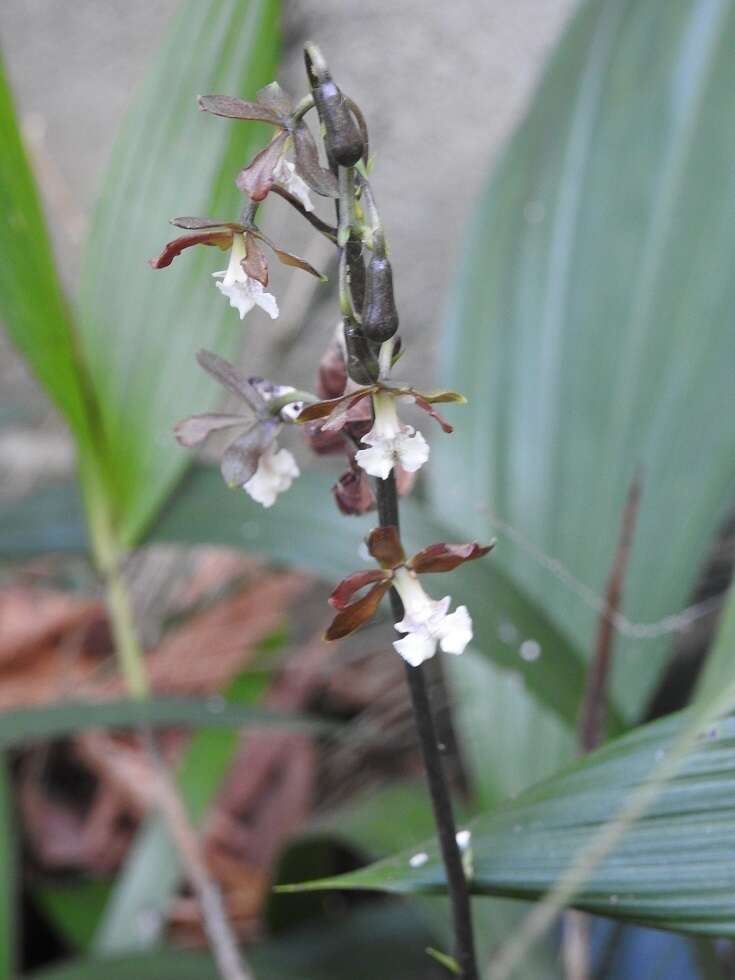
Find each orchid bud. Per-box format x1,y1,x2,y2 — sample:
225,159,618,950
343,321,379,384
310,74,364,167
333,468,376,515
361,254,399,342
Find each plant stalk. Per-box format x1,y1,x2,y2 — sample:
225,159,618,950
376,473,478,980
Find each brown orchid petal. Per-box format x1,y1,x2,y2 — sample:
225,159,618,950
409,541,495,575
292,124,339,197
413,395,454,433
174,413,246,448
170,217,245,231
325,581,391,641
251,228,326,280
297,387,375,427
329,570,390,610
272,244,326,280
328,386,374,430
198,94,283,125
235,132,288,201
242,234,269,287
333,468,376,515
149,230,232,269
367,526,405,569
220,421,279,488
255,82,295,120
196,350,266,412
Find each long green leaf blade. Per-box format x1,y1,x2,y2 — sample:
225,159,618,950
29,905,443,980
282,708,735,936
0,54,95,449
430,0,735,729
695,583,735,707
76,0,280,545
0,696,328,750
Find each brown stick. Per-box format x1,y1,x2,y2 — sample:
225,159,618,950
578,472,643,753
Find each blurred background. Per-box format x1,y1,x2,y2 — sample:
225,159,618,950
2,1,735,978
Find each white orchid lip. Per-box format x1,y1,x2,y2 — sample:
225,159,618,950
355,390,429,480
391,566,473,667
212,233,279,321
243,444,300,508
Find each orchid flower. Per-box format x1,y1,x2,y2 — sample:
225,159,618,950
174,350,307,508
198,82,339,205
325,526,493,667
150,218,324,322
297,380,465,481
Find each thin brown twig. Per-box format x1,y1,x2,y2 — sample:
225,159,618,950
578,471,643,753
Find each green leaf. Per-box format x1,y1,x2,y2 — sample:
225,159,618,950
76,0,281,546
94,671,270,954
446,652,575,810
695,583,735,707
0,55,96,450
429,0,735,729
29,904,444,980
0,756,15,980
36,881,112,952
152,465,604,727
0,480,87,559
280,708,735,937
0,696,328,750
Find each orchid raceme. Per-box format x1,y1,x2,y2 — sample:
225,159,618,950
156,50,489,974
174,349,309,508
149,217,324,322
325,526,493,664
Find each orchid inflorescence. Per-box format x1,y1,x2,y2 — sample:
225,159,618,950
151,44,493,668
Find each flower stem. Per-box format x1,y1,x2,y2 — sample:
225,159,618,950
376,473,478,980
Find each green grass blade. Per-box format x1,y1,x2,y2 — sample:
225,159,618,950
0,54,95,450
76,0,281,546
0,696,329,751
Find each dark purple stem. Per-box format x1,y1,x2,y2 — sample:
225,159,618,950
377,472,478,980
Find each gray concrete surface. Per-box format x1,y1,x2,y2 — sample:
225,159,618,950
0,0,576,487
